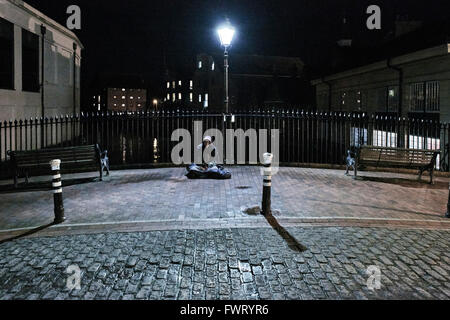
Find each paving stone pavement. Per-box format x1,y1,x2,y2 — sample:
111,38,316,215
0,227,449,300
0,167,449,231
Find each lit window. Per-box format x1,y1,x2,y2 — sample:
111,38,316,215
190,80,193,90
204,93,209,108
114,104,117,107
198,61,202,69
122,104,125,107
199,95,202,102
130,96,134,99
172,93,176,102
122,96,126,99
190,93,193,102
167,82,170,89
138,96,141,99
178,93,182,100
122,88,126,92
211,62,215,71
167,93,170,100
172,81,175,89
178,80,182,86
138,104,141,107
113,96,117,99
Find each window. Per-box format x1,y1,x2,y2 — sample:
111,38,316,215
341,92,346,106
410,81,440,112
425,81,439,111
0,17,14,90
189,93,193,102
172,93,176,102
198,61,202,69
167,93,170,100
350,127,368,147
410,82,425,112
190,80,193,90
167,82,170,89
198,94,202,102
211,62,215,71
178,80,182,86
178,93,182,100
172,81,175,89
22,29,39,92
387,86,399,112
204,93,209,108
373,130,397,147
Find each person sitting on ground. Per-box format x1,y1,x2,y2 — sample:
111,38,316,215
197,136,217,169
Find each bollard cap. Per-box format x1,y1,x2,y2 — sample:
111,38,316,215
263,153,273,165
49,159,61,170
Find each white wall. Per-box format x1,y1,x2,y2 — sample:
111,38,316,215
0,0,82,121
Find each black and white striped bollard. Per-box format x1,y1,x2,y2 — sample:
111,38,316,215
261,153,274,216
446,182,450,218
50,159,65,224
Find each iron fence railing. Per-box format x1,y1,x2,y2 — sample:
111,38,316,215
1,110,449,175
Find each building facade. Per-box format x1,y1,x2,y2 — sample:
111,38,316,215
92,87,147,113
0,0,83,121
312,44,449,122
163,53,310,112
89,74,148,113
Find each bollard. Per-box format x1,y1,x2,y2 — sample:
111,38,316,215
261,153,274,216
446,182,450,218
50,159,65,224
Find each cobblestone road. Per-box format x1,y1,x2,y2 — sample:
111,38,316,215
1,227,449,300
0,167,449,231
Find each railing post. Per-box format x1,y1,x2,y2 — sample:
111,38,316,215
50,159,65,224
446,182,450,218
261,153,274,216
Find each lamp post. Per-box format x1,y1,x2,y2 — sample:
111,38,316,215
217,19,235,115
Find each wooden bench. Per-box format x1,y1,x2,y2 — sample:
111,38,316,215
346,146,439,184
7,144,110,188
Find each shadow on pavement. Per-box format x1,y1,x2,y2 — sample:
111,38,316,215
358,175,447,189
0,177,99,194
264,213,308,252
0,222,55,244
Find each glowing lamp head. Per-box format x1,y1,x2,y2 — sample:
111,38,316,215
217,20,235,48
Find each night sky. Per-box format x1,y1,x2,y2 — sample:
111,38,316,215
25,0,450,105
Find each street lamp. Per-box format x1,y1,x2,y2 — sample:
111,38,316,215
217,19,235,114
